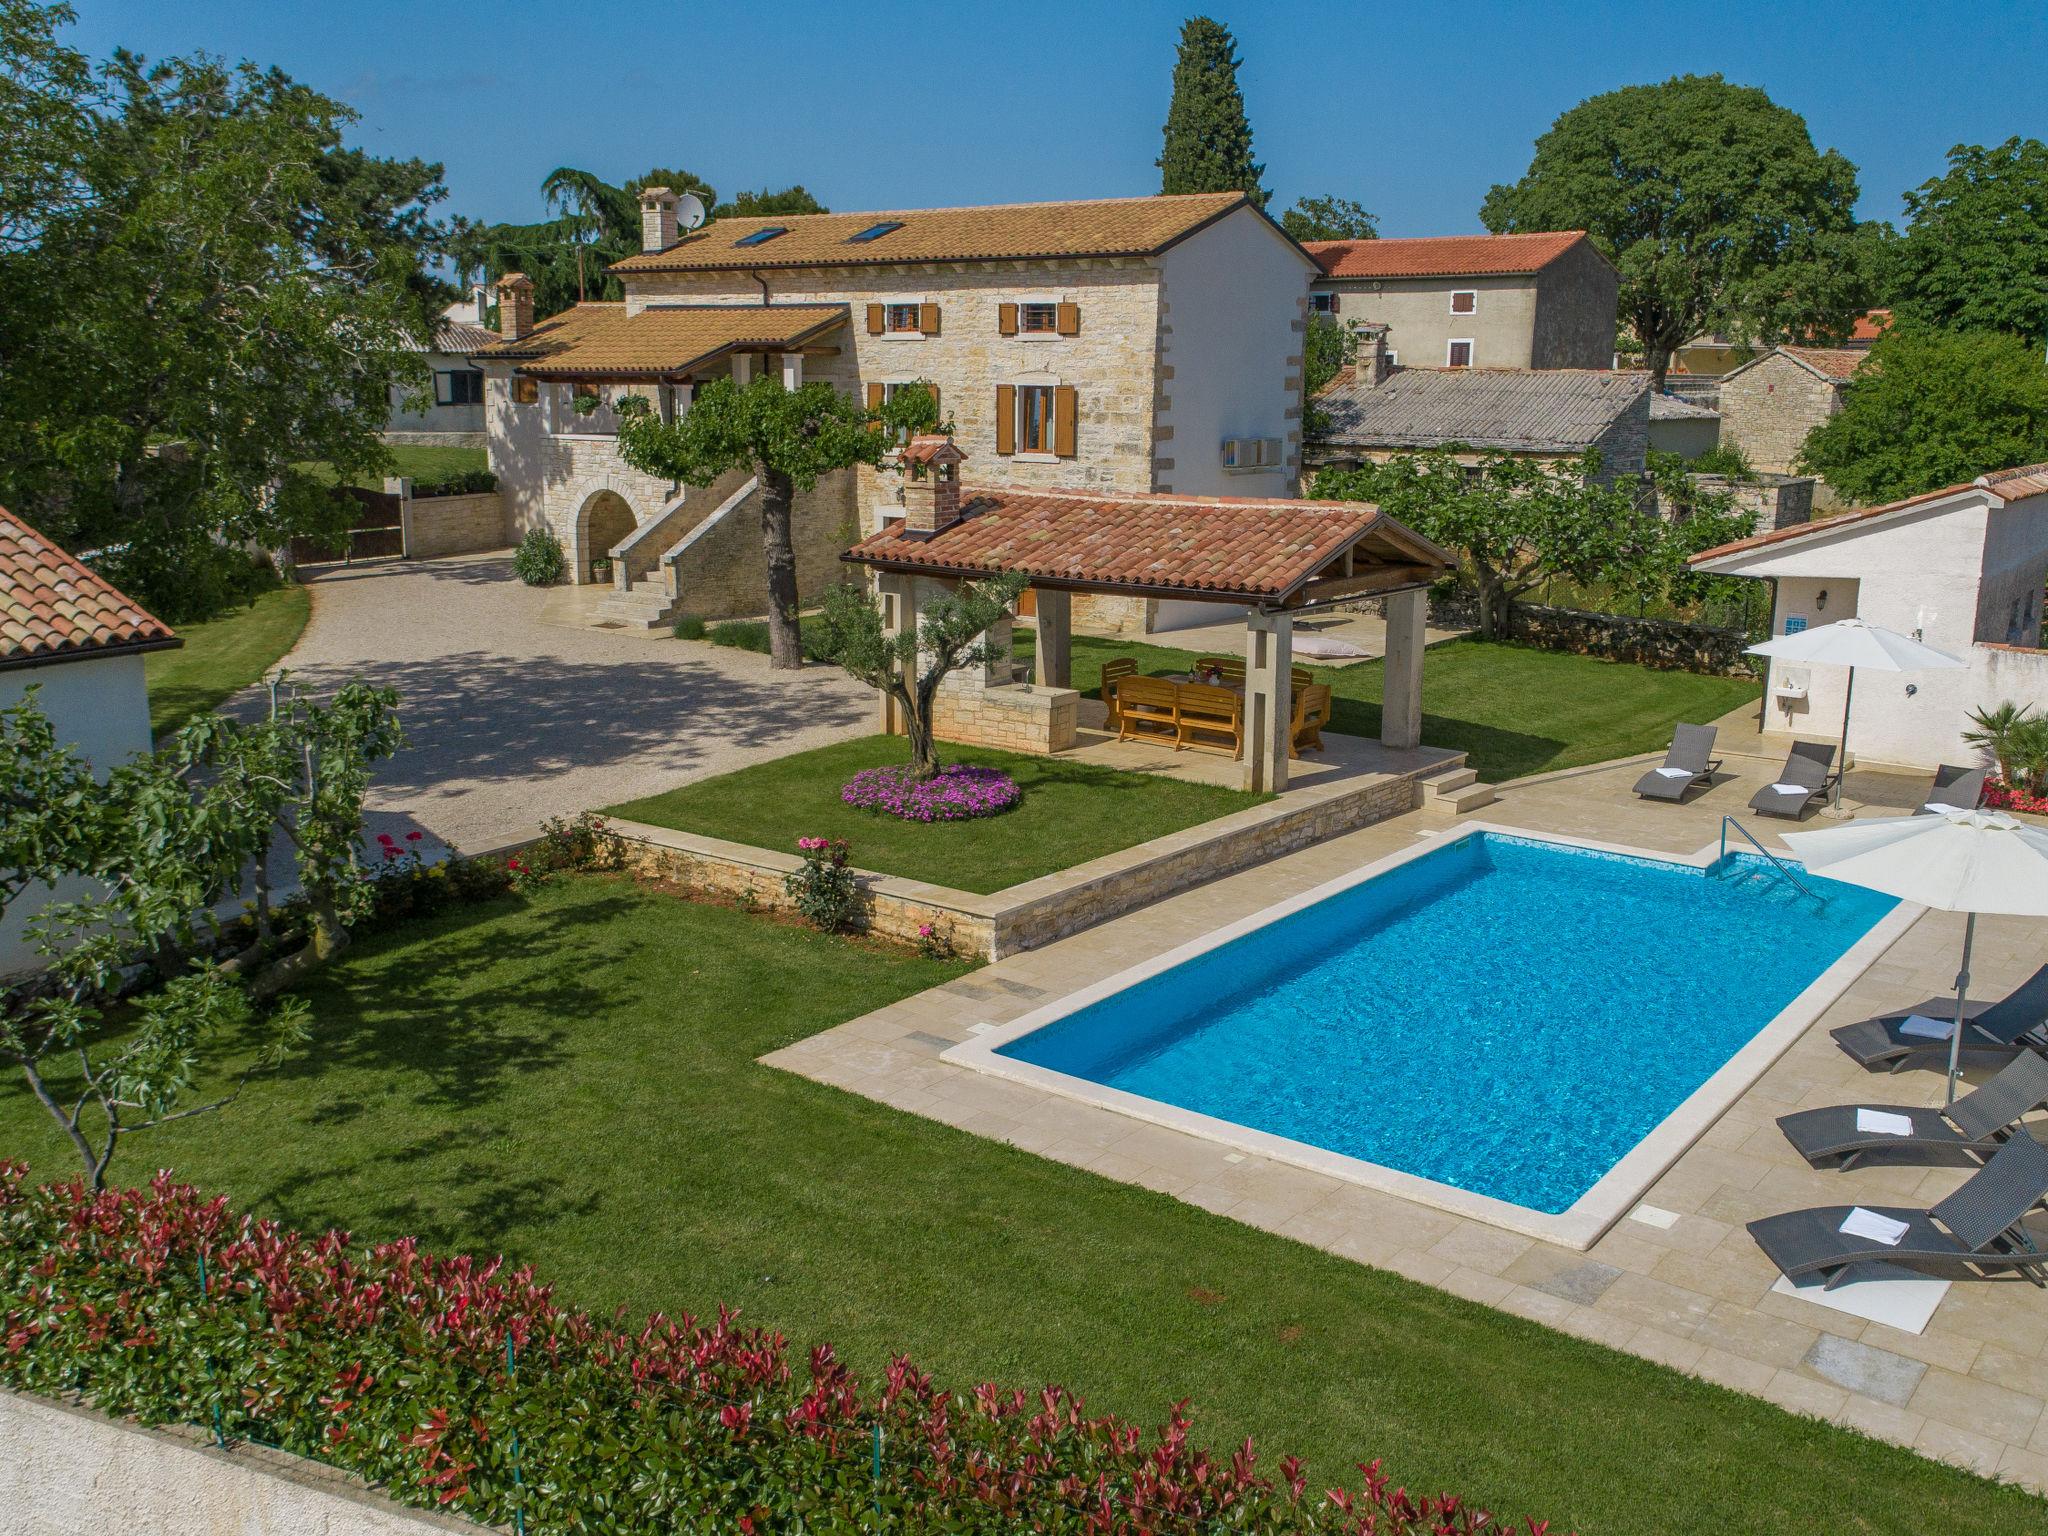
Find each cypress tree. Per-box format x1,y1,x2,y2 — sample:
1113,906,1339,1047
1157,16,1267,206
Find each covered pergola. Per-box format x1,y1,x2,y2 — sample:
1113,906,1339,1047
844,479,1455,792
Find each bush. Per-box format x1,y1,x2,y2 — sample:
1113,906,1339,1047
709,617,833,661
98,543,282,627
0,1168,1555,1535
672,615,708,641
842,763,1021,823
512,527,564,586
783,835,858,932
409,467,498,498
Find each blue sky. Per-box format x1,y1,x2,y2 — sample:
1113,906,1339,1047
65,1,2048,233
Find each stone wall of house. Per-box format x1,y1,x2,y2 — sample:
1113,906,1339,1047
399,490,509,560
622,264,1163,537
665,470,858,622
1718,354,1844,475
1530,240,1621,370
1700,473,1813,532
1587,387,1651,481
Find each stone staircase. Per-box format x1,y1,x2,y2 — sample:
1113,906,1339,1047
1417,760,1498,815
589,581,680,631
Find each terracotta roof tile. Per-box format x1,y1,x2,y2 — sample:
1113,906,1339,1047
844,486,1451,602
474,303,848,378
611,193,1259,275
1776,345,1867,380
1307,231,1594,279
1,506,178,667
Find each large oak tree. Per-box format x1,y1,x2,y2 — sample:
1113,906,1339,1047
1482,74,1874,387
1888,137,2048,343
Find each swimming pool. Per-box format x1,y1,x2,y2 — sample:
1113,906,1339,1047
949,828,1913,1245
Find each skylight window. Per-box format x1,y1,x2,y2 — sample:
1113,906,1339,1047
733,226,788,247
848,220,904,244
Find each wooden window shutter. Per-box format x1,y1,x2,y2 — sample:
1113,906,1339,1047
1053,386,1077,457
998,302,1018,336
866,304,885,335
995,385,1016,454
1326,292,1341,314
865,383,883,410
926,382,940,420
918,302,940,335
1056,302,1080,336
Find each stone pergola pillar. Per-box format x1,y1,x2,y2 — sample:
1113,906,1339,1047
779,353,803,390
1031,588,1072,688
1243,609,1294,794
1381,587,1426,751
875,572,914,737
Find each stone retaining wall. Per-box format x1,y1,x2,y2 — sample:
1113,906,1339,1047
380,430,488,451
608,755,1432,961
1425,593,1755,677
400,490,510,560
0,1388,489,1536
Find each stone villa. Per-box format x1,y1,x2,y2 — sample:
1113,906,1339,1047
1305,231,1617,371
474,190,1316,636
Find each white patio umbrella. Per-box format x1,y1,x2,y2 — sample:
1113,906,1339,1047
1745,619,1966,806
1783,808,2048,1102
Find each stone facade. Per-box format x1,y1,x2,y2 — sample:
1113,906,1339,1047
397,487,509,560
930,683,1079,756
1717,352,1847,475
664,469,857,622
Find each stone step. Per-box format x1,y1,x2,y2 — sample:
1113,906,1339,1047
1431,780,1498,814
1421,765,1479,794
591,585,680,631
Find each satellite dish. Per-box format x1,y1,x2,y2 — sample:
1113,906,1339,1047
677,192,707,231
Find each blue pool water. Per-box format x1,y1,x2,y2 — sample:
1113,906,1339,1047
997,833,1898,1214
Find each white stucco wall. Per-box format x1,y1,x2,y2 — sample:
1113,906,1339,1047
387,350,486,435
0,652,155,978
1705,489,2048,767
1155,205,1315,498
1310,272,1542,370
0,1389,486,1536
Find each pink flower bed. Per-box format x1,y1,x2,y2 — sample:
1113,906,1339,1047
841,763,1021,822
1983,777,2048,815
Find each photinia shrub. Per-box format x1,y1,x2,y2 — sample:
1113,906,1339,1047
841,764,1020,823
0,1167,1562,1535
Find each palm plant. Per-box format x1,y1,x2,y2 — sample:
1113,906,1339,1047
1963,701,2036,783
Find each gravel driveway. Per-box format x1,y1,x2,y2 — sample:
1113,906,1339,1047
267,554,872,851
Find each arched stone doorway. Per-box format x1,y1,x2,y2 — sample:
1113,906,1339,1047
575,489,638,584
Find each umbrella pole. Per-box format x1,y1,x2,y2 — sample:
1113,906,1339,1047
1947,910,1977,1106
1834,667,1854,808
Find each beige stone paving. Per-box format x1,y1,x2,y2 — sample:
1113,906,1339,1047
765,745,2048,1496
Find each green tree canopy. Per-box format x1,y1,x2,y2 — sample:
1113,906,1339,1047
1157,15,1265,206
0,1,453,622
1889,137,2048,343
1798,327,2048,503
716,184,827,220
1481,74,1873,387
1280,195,1376,243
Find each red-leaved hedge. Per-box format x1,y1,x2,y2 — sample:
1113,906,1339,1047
0,1165,1561,1534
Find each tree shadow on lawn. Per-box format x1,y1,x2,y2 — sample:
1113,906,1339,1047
1324,698,1562,781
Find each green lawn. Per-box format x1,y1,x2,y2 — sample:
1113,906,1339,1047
145,583,311,737
606,735,1268,893
298,443,488,491
0,880,2029,1534
1016,630,1761,783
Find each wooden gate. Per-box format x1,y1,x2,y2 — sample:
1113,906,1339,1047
288,486,403,566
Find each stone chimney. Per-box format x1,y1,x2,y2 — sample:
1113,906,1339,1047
900,436,968,534
639,185,678,253
1349,320,1393,387
496,272,533,342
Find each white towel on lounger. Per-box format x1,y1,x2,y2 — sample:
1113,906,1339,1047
1899,1013,1954,1040
1653,766,1693,779
1768,781,1809,795
1855,1108,1915,1136
1839,1207,1909,1245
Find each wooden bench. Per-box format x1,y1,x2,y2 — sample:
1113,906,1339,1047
1175,682,1243,758
1100,657,1139,729
1291,683,1332,757
1114,676,1181,745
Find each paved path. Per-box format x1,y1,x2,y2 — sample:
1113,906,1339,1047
270,555,872,850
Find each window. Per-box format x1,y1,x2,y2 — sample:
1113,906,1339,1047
434,369,484,406
511,376,539,405
884,303,922,334
1019,302,1059,334
1018,385,1055,454
848,220,904,243
1446,339,1474,368
734,226,787,247
1309,292,1338,314
1449,290,1477,316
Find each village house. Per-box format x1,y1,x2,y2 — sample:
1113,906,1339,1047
385,289,497,449
1305,231,1617,371
1691,461,2048,767
473,191,1317,636
1307,324,1650,482
1714,344,1867,497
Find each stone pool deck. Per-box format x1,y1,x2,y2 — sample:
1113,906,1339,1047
764,745,2048,1494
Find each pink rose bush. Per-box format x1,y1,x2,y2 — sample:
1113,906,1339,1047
841,764,1020,823
0,1166,1561,1535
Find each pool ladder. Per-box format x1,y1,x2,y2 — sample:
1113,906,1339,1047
1718,816,1823,904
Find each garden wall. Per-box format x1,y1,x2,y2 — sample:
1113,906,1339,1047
0,1389,489,1536
608,754,1436,960
399,490,510,560
1426,594,1755,677
380,430,488,451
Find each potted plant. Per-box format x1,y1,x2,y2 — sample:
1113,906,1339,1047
590,555,614,584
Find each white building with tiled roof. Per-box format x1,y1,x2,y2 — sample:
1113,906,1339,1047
471,190,1317,636
1690,463,2048,768
386,289,500,446
1,505,180,975
1305,231,1617,372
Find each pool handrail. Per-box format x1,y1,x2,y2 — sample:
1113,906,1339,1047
1718,816,1824,904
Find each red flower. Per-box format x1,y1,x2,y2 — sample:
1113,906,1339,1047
405,830,423,841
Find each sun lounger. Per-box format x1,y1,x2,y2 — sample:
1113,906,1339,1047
1915,764,1988,815
1833,964,2048,1073
1748,740,1838,820
1633,724,1722,802
1747,1133,2048,1289
1778,1052,2048,1168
